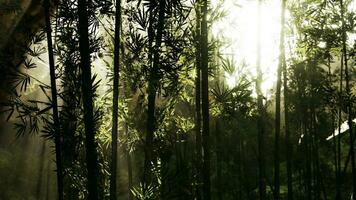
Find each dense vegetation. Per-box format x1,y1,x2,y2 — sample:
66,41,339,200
0,0,355,199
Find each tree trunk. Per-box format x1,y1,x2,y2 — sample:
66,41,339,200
143,0,166,186
256,0,266,199
201,0,211,199
110,0,122,199
78,0,100,199
194,2,202,199
44,1,64,199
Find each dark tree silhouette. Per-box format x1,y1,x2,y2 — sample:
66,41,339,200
110,0,122,199
201,0,211,199
143,0,166,186
78,0,100,199
194,1,203,200
44,0,64,199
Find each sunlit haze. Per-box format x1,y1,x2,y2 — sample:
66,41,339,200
212,0,287,97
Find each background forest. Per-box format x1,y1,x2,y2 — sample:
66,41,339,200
0,0,355,199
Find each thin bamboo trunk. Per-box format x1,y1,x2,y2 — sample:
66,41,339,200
110,0,122,199
78,0,100,199
194,2,202,199
201,0,211,199
143,0,166,186
44,1,64,199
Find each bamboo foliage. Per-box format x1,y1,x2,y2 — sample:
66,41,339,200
0,0,355,200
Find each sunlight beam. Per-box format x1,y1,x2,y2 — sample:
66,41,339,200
212,0,289,96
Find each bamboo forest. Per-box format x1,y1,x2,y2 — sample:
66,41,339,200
1,0,356,199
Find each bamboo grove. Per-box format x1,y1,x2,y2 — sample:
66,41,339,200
0,0,355,199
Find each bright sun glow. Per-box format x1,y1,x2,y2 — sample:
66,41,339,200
212,0,287,96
